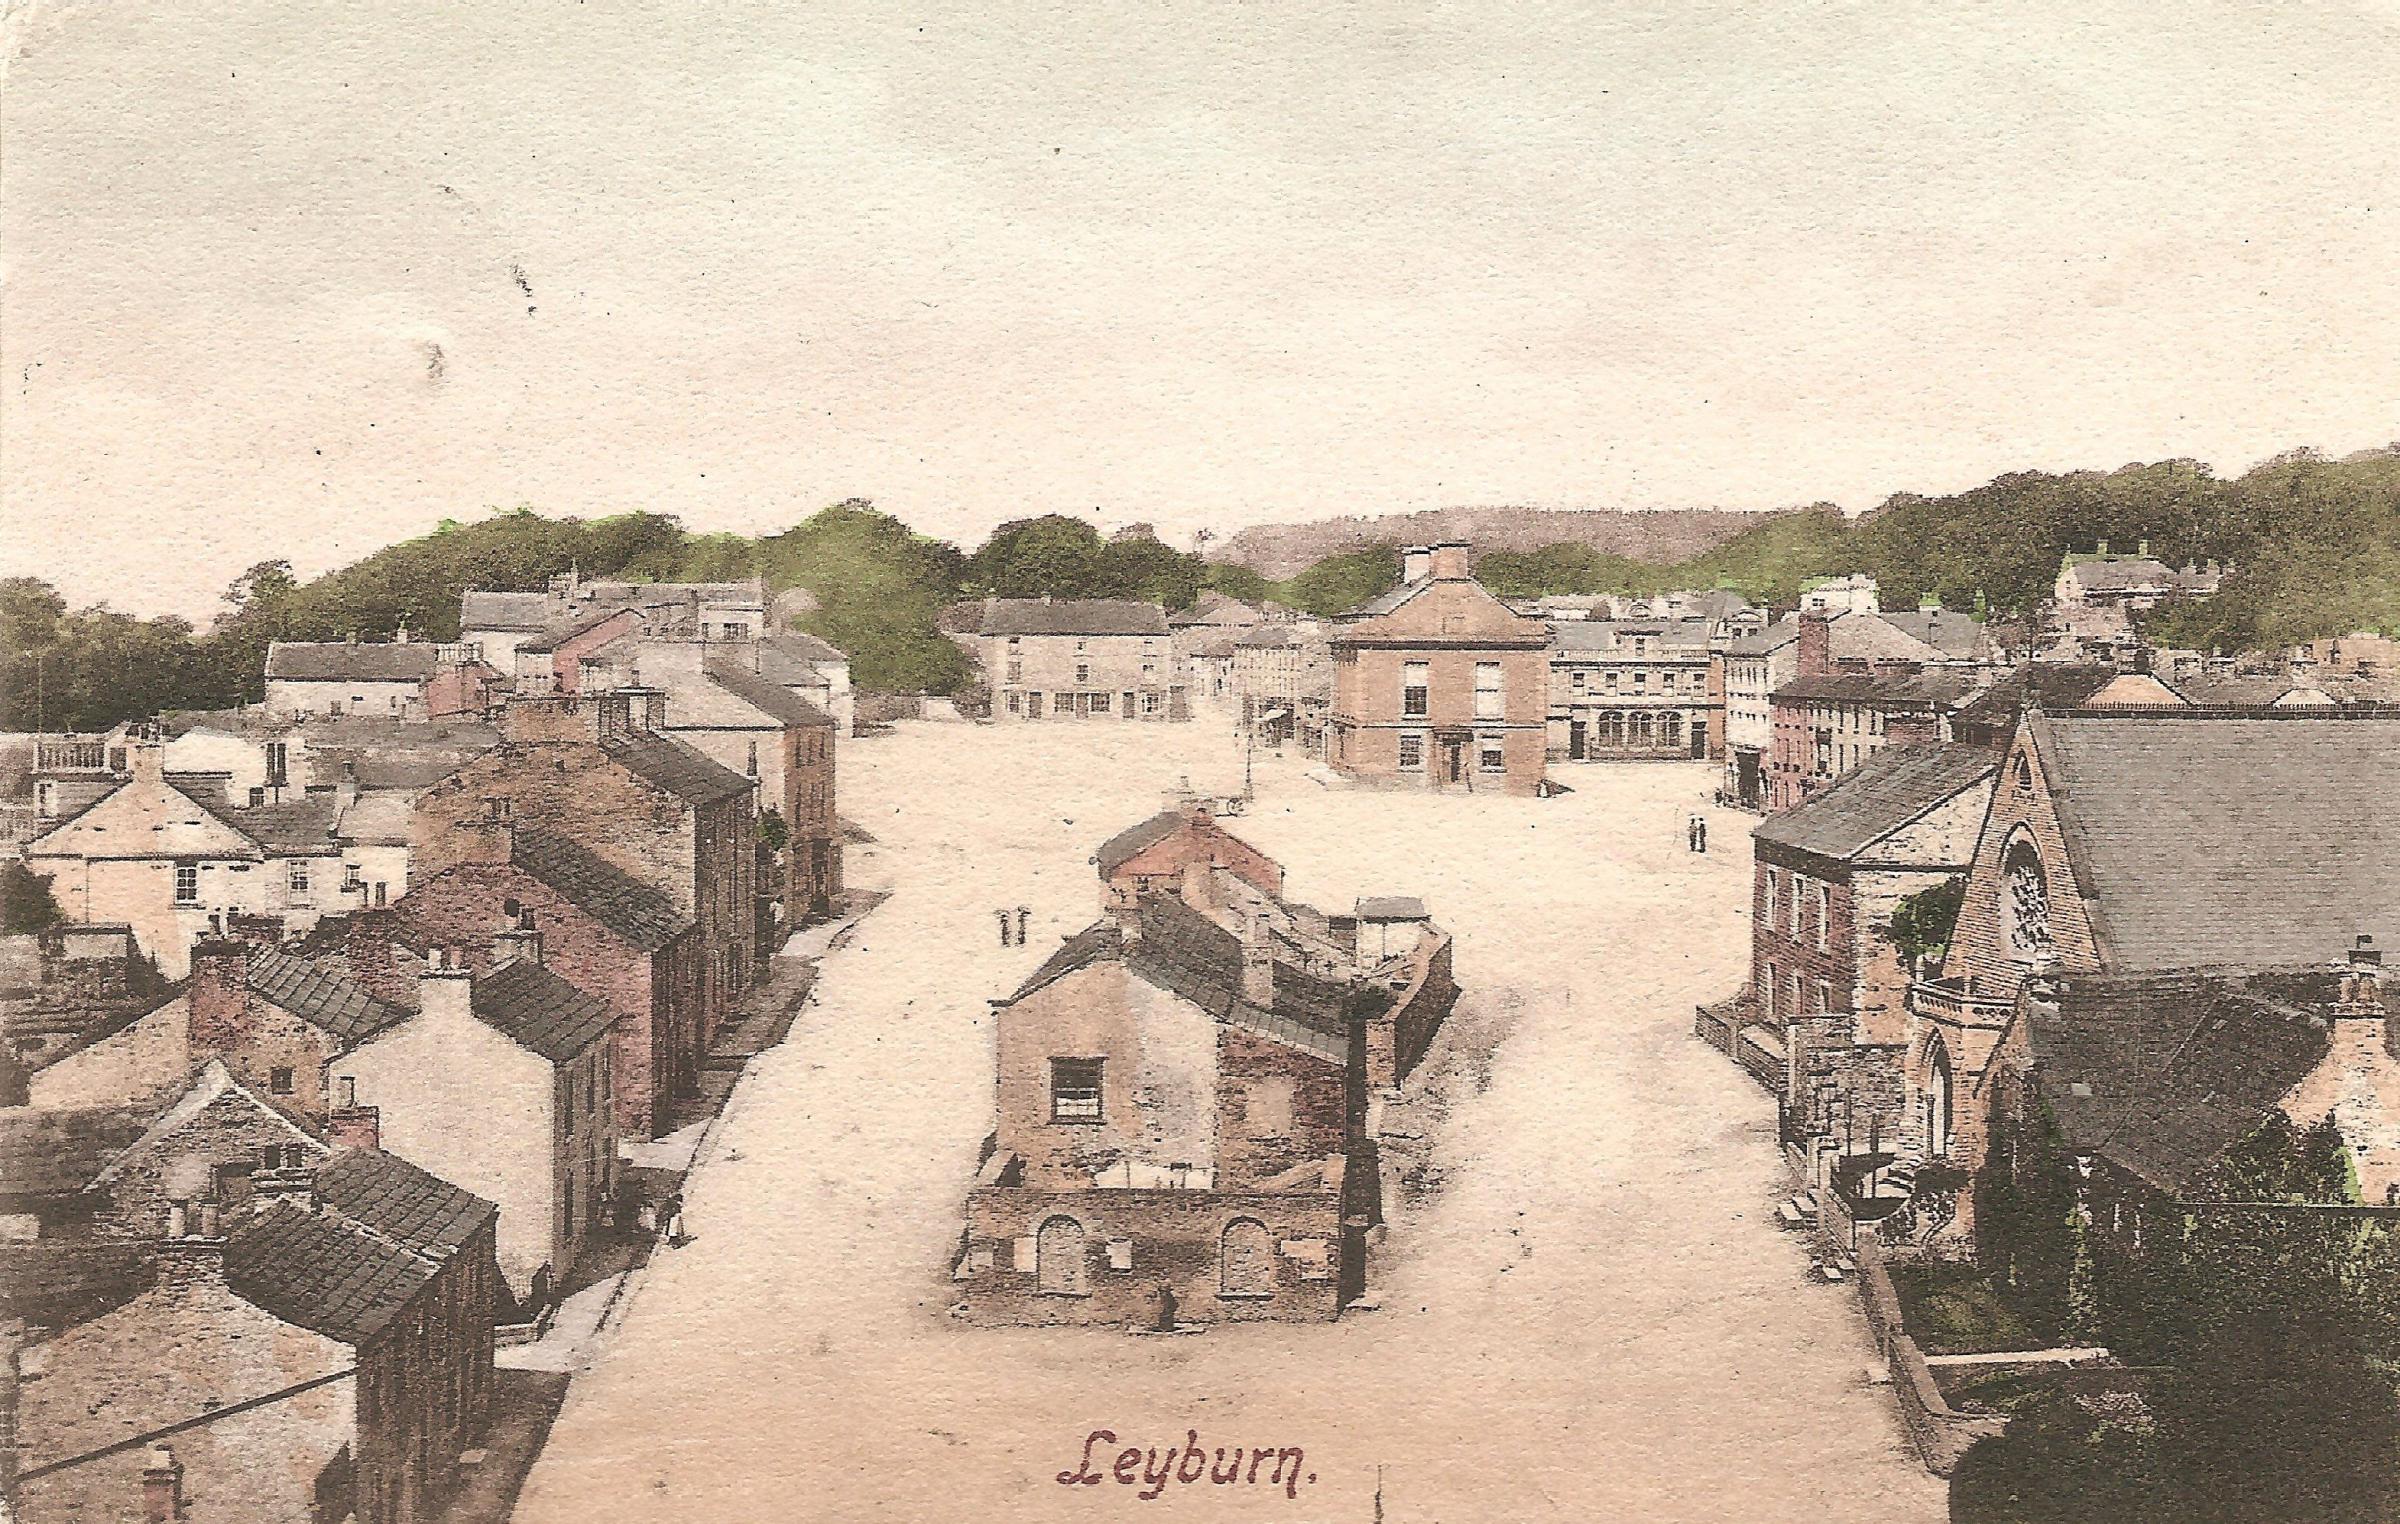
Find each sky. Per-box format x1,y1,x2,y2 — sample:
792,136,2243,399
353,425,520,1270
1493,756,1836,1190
4,0,2397,619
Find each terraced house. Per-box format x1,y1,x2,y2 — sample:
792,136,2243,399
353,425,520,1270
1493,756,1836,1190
966,597,1188,721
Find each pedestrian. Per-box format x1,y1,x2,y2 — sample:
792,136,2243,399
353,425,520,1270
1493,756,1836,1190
996,907,1012,947
1686,814,1699,852
1696,815,1708,854
1015,905,1032,946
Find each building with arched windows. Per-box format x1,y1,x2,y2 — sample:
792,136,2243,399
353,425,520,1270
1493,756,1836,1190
1891,706,2400,1241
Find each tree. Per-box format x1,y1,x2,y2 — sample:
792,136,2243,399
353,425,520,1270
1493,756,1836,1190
1951,1391,2161,1524
0,862,61,934
1889,877,1966,966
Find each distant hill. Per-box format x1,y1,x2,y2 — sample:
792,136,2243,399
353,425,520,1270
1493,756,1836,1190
1212,506,1781,579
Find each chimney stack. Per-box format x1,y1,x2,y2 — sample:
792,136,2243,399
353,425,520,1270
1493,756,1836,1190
492,911,543,968
419,949,476,1027
142,1443,185,1522
1797,611,1834,678
1428,542,1471,581
186,938,253,1053
1884,710,1942,748
1401,546,1432,584
2341,933,2383,1013
251,1162,317,1213
1239,914,1276,1009
328,1104,380,1151
128,741,166,787
453,809,515,868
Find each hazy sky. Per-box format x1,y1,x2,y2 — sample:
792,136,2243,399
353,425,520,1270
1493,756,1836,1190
5,0,2397,618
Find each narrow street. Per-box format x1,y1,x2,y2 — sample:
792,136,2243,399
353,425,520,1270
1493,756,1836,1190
513,718,1945,1523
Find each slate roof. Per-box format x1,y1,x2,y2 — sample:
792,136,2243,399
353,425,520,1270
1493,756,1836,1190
193,792,341,855
755,631,847,679
510,829,693,951
1093,811,1186,876
1550,619,1713,656
977,599,1170,637
227,1200,439,1344
471,957,621,1061
516,604,633,655
2027,973,2333,1196
1876,610,1993,660
600,730,754,806
1006,903,1354,1063
316,1146,496,1258
245,947,412,1045
1951,664,2125,735
264,641,442,683
2065,556,2178,593
1775,667,1986,708
704,659,837,728
1168,592,1264,629
1356,896,1429,920
2031,711,2400,970
1726,612,1805,657
1752,744,1996,862
461,590,557,633
0,1106,145,1198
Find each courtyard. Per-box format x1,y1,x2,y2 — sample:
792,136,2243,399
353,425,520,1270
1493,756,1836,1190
512,715,1944,1523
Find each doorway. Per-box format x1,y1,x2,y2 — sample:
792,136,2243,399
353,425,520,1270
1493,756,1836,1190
1569,719,1587,759
1441,738,1465,784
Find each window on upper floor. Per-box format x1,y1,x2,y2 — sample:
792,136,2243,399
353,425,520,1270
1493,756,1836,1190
270,1067,295,1095
1402,662,1430,717
174,861,200,904
1474,662,1503,719
1050,1057,1104,1122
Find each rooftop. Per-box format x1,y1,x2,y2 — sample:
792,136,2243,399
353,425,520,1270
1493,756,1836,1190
978,598,1171,637
511,829,694,951
703,658,837,729
2031,709,2400,971
600,729,755,807
1752,743,1996,862
470,957,621,1061
264,641,442,683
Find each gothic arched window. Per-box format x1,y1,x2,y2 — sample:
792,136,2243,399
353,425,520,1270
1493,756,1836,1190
2003,835,2053,962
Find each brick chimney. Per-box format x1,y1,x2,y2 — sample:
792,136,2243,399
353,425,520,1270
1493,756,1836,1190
1400,546,1432,584
142,1443,185,1522
155,1205,227,1291
128,741,166,787
2339,933,2383,1014
501,694,594,744
328,1104,380,1151
186,938,253,1052
1428,542,1471,581
451,809,515,867
1884,710,1942,748
1797,611,1834,678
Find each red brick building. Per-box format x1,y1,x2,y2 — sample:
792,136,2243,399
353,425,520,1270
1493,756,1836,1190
1092,801,1284,915
411,691,757,1039
1327,544,1552,795
317,825,701,1138
1762,611,1989,812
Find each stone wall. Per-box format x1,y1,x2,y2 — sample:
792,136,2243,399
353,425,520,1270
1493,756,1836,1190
957,1185,1344,1326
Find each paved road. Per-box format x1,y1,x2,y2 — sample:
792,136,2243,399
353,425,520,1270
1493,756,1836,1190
514,718,1945,1523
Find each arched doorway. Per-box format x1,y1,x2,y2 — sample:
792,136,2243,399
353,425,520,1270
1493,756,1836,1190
1220,1218,1276,1297
1924,1040,1955,1158
1036,1215,1087,1295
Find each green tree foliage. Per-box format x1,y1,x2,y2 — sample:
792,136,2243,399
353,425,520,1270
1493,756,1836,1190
1888,876,1966,966
0,862,62,934
1273,543,1400,616
752,501,971,695
1339,447,2400,635
1950,1391,2160,1524
1199,562,1272,604
1973,1098,2081,1343
963,517,1206,608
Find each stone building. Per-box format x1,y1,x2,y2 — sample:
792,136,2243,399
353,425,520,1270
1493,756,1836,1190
1900,708,2400,1237
0,924,170,1079
263,637,499,722
13,1148,499,1524
331,954,620,1303
1984,944,2400,1264
312,824,701,1138
458,572,769,673
411,690,757,1040
1230,621,1334,751
955,845,1458,1326
20,743,350,978
1709,745,1996,1199
1546,618,1720,761
2047,540,2224,652
965,599,1187,722
1094,802,1284,916
1326,544,1551,795
1719,596,1996,809
28,938,407,1124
